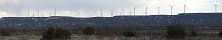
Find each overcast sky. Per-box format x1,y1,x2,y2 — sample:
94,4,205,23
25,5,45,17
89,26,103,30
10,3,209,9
0,0,222,17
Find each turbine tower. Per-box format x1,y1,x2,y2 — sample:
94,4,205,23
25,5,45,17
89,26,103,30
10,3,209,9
37,9,40,17
119,12,122,15
32,12,35,17
169,0,174,15
214,0,218,13
183,0,187,13
78,9,80,17
111,10,114,16
170,5,174,15
145,0,149,15
129,11,132,16
54,8,57,16
133,8,136,15
214,4,217,12
41,13,44,17
27,9,30,17
157,6,160,15
50,13,52,16
122,9,124,15
145,5,148,15
100,8,103,17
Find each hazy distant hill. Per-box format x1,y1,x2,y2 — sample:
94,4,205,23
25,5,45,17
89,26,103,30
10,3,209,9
0,13,222,29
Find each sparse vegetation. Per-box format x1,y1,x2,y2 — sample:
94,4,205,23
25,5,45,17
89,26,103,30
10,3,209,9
166,25,186,39
82,27,95,35
41,27,72,40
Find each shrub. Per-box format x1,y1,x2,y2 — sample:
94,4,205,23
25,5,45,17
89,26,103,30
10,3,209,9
41,27,72,40
0,30,10,36
190,31,197,36
166,25,186,39
82,27,95,35
219,31,222,37
123,31,136,37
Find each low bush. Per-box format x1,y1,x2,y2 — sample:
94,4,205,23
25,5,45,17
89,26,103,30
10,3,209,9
41,27,72,40
0,30,10,36
190,31,197,36
82,27,95,35
123,31,136,37
166,25,186,39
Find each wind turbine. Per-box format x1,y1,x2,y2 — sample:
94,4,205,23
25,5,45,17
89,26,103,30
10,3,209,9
48,9,52,16
122,9,125,15
32,12,35,17
128,9,132,16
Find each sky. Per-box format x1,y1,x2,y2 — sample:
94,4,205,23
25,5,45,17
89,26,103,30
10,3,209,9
0,0,222,17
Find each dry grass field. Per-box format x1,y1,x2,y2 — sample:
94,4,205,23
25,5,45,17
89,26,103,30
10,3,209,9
1,35,222,40
0,35,152,40
0,27,221,40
